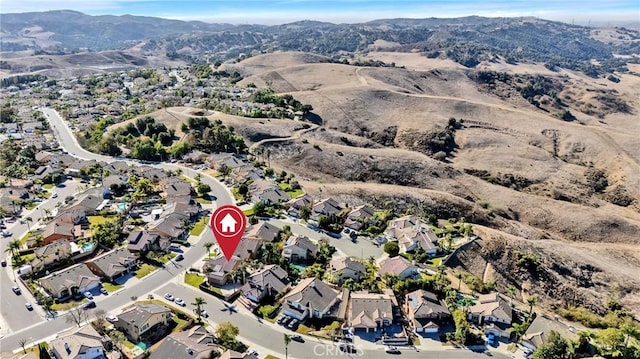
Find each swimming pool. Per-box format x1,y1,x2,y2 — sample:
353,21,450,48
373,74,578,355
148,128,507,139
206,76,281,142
81,242,94,252
117,203,127,211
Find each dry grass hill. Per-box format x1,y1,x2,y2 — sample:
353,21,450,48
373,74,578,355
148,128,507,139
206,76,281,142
219,51,640,318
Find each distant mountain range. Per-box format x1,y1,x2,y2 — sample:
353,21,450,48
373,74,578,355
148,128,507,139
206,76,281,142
1,10,639,74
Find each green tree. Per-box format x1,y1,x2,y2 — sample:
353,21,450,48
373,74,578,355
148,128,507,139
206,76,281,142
299,205,312,221
527,296,537,318
383,241,400,257
204,242,215,257
215,321,239,345
533,331,569,359
91,220,122,248
509,322,530,343
197,183,211,196
595,327,625,357
452,309,470,344
284,334,291,359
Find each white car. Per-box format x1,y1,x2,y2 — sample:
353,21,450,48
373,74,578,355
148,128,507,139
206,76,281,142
385,346,400,354
200,309,209,318
164,293,174,301
106,315,118,323
174,298,186,306
52,193,58,198
246,349,258,356
84,291,93,300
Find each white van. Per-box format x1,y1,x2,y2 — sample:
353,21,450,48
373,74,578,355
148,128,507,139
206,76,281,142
169,243,181,251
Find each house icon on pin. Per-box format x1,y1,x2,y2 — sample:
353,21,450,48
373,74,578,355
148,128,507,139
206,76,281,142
220,213,237,233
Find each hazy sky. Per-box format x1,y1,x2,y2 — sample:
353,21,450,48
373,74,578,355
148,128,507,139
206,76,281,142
1,0,639,25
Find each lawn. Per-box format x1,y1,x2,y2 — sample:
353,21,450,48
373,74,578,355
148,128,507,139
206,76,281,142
42,184,55,189
429,256,446,267
190,217,208,236
19,231,34,245
278,183,305,198
231,188,244,201
24,202,38,210
195,196,212,205
51,298,88,311
102,282,123,293
296,324,314,335
135,263,157,279
243,208,256,216
88,215,115,226
155,252,176,264
184,273,205,288
265,356,281,359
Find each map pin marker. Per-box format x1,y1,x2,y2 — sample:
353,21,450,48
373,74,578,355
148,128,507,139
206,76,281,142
210,205,247,261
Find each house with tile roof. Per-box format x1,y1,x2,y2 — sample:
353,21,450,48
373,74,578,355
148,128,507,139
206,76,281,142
347,291,394,332
282,235,318,263
329,256,366,283
241,264,290,304
281,278,341,321
378,256,419,280
244,221,281,242
39,264,101,300
115,303,173,342
49,324,107,359
344,205,376,231
149,325,219,359
468,292,513,325
404,289,451,334
203,255,242,286
85,247,138,282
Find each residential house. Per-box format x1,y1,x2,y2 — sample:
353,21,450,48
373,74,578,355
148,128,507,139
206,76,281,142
39,264,101,299
163,179,193,198
250,180,289,204
311,198,343,221
126,230,170,254
468,292,513,339
397,229,439,257
282,235,318,263
55,208,87,226
85,247,138,282
282,278,341,321
348,291,394,332
344,205,376,231
521,315,579,352
30,239,72,272
241,264,290,303
22,121,43,133
378,256,419,280
329,257,366,283
67,191,104,216
41,220,82,245
405,289,451,333
203,255,242,286
244,222,281,242
49,324,107,359
285,194,313,217
151,213,188,240
235,237,262,260
138,167,169,183
385,215,426,240
150,325,219,359
115,303,173,342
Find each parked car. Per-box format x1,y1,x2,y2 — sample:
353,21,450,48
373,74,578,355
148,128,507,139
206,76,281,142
84,291,93,300
1,231,11,237
339,344,357,353
164,293,175,301
82,301,96,310
12,286,21,295
277,316,287,325
287,319,299,330
106,315,118,323
200,310,209,318
175,254,184,261
25,303,34,311
174,298,186,306
99,287,108,295
245,349,258,356
385,346,400,354
52,193,58,198
1,260,6,267
290,334,304,343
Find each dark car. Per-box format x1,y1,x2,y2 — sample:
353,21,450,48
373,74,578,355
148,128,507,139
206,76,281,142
1,259,6,267
281,316,292,326
339,344,357,354
277,316,287,325
82,300,96,310
290,334,304,343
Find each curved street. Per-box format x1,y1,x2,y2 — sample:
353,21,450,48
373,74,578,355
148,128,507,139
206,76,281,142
0,108,511,359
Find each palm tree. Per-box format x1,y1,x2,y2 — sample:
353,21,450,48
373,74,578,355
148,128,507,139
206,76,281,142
192,297,207,323
456,272,464,291
284,334,291,359
508,322,529,342
507,285,517,300
22,217,33,232
43,208,52,220
5,239,21,257
203,242,214,257
527,296,537,319
459,296,475,315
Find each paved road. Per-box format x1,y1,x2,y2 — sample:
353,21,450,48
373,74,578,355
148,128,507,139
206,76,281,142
0,180,84,333
156,282,511,359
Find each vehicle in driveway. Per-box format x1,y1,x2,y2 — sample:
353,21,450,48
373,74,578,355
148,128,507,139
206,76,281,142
277,316,287,325
12,286,21,295
25,303,33,311
84,291,93,300
164,293,175,301
287,319,299,330
175,254,184,261
99,287,108,295
106,315,118,323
